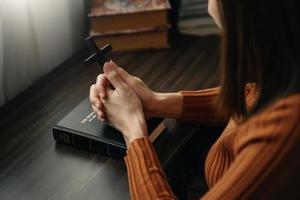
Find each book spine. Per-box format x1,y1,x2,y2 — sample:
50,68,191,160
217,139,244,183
52,128,126,158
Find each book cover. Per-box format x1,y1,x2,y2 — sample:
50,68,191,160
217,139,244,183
89,0,171,17
53,97,165,158
92,29,169,51
90,26,169,37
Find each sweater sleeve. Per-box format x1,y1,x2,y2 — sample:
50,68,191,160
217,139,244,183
178,84,258,124
178,87,226,125
124,137,177,200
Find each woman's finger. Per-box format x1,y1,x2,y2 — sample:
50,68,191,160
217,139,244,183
117,66,136,86
92,104,101,115
103,62,128,91
89,84,101,107
108,60,134,84
96,74,108,100
98,115,105,122
92,104,106,118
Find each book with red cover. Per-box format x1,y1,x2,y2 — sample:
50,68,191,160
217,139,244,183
89,0,171,17
88,0,171,51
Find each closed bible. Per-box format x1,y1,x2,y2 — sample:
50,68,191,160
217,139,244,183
53,97,165,158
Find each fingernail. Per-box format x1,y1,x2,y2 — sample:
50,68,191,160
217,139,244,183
103,62,110,69
103,62,112,74
109,60,117,68
95,103,100,108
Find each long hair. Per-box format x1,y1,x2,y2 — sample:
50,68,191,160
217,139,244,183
217,0,300,118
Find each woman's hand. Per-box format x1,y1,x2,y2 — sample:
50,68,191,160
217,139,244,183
90,74,108,122
100,62,148,147
96,61,158,117
91,61,183,121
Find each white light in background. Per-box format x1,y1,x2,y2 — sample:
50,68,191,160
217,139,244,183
0,0,85,103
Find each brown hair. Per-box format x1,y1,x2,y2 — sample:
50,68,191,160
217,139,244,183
217,0,300,117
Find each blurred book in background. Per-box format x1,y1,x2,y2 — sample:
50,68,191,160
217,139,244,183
179,0,219,36
89,0,171,51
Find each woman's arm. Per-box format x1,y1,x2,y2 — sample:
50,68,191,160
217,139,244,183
91,61,227,124
125,137,177,200
178,87,226,125
151,88,228,126
93,62,178,199
147,92,183,118
177,83,257,125
91,62,258,126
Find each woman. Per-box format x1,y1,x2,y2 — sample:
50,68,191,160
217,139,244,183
90,0,300,199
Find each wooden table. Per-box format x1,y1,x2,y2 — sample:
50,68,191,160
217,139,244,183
0,34,220,200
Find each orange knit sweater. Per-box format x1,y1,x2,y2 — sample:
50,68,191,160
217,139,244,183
124,85,300,200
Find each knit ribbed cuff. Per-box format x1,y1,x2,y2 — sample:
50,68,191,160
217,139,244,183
124,137,176,199
125,137,162,170
178,87,220,122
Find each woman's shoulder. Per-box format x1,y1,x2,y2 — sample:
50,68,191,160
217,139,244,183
234,93,300,154
244,92,300,131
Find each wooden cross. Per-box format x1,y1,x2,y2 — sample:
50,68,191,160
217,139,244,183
84,36,113,68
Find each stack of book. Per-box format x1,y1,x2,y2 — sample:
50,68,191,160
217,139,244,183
178,0,219,36
88,0,171,51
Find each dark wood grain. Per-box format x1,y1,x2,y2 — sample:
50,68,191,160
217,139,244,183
0,34,220,200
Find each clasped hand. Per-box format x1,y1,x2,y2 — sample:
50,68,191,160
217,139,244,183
89,61,156,147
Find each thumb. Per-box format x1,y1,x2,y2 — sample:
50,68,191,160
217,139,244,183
107,60,133,83
116,66,136,86
109,60,136,86
103,61,127,90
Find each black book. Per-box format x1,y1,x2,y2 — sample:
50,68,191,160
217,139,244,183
53,97,165,158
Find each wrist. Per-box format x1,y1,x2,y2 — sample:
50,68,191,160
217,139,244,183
147,92,183,118
123,115,148,147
